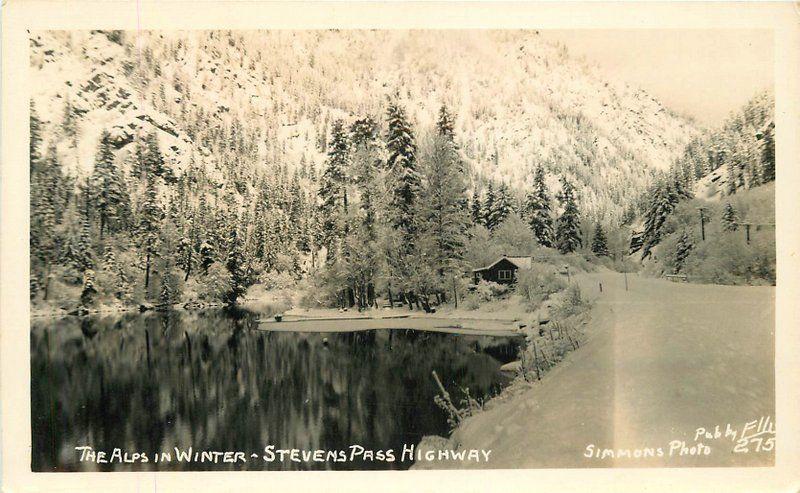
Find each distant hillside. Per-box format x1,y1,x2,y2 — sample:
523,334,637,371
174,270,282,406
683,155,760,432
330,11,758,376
30,30,701,222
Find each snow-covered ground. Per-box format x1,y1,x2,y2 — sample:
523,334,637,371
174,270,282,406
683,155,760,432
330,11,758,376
416,270,774,468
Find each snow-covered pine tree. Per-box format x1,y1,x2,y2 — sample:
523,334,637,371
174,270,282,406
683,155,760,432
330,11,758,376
176,235,194,281
385,99,421,239
761,123,775,183
350,116,381,236
640,181,679,259
591,223,610,257
80,269,98,306
470,188,483,226
144,131,166,179
726,160,738,195
103,247,129,300
721,202,739,231
77,213,94,271
523,165,555,248
91,130,127,238
137,176,163,289
674,231,694,273
318,119,349,257
199,240,215,274
29,101,42,172
418,133,470,280
555,177,582,254
436,104,455,143
487,182,512,231
224,227,248,305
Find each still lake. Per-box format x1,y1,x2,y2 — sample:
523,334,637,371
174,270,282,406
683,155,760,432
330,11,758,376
31,308,519,471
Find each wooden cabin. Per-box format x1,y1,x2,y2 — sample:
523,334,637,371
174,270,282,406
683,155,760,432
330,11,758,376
472,255,533,285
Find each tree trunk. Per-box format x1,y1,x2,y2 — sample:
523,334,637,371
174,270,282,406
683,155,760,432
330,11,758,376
387,286,394,309
43,265,51,301
145,252,152,288
184,261,191,282
452,277,458,309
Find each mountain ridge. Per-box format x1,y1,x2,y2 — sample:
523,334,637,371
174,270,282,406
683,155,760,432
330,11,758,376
30,29,701,223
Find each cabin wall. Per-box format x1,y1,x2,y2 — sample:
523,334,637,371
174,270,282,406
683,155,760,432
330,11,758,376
473,258,519,285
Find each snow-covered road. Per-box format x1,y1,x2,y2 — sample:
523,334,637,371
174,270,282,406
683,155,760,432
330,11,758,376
428,271,775,468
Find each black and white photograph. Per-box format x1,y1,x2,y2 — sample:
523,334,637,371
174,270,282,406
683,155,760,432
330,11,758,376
3,2,799,490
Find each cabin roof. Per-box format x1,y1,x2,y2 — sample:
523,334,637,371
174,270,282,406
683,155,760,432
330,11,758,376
472,255,532,272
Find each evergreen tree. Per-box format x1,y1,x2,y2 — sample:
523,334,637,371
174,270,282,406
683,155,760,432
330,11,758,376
486,182,512,231
77,213,94,271
137,176,162,289
30,101,43,171
555,177,582,254
640,181,680,259
591,223,610,257
470,188,483,226
481,181,496,229
761,123,775,182
726,160,738,195
176,235,194,281
674,231,694,273
418,134,470,280
90,131,126,237
721,202,739,231
436,104,455,143
350,116,381,236
224,227,248,304
524,165,555,247
144,132,166,178
318,119,349,257
385,99,421,238
103,247,129,300
199,240,215,274
80,269,98,306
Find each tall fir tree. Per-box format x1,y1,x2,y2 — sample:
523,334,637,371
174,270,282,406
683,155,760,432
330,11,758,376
640,181,680,259
385,99,421,239
224,227,248,304
721,202,739,231
486,182,512,231
418,134,470,280
591,223,610,257
761,123,775,182
555,177,582,254
318,119,349,257
481,181,496,229
470,188,483,226
524,165,555,248
77,213,94,271
436,104,455,143
137,176,162,289
674,231,694,274
90,130,127,237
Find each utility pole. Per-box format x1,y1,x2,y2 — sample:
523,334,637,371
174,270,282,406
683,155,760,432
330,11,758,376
624,271,629,291
744,223,751,245
698,207,707,241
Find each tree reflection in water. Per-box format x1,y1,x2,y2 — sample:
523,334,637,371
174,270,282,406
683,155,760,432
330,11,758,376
31,309,516,471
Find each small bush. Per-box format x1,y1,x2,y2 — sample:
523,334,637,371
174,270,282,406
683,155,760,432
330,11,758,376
516,265,566,311
461,292,481,310
554,284,590,318
475,280,508,301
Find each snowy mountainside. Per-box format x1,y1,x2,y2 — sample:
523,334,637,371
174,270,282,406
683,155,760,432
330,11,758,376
30,30,701,222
